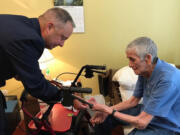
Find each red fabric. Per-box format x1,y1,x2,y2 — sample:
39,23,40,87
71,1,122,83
28,103,79,132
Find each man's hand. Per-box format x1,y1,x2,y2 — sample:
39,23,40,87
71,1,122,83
88,97,113,114
90,111,108,126
87,97,112,126
73,98,88,110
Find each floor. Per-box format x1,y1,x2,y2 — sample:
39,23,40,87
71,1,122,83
13,120,26,135
112,126,124,135
13,120,124,135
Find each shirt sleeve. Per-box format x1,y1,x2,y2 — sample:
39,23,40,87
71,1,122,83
5,39,62,102
144,75,178,117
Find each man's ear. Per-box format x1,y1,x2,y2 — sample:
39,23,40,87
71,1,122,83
45,22,54,34
145,54,152,64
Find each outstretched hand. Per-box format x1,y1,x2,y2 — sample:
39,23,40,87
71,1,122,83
90,111,108,126
87,98,110,125
88,98,112,114
73,98,89,110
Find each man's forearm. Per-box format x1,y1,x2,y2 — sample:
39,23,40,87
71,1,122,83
111,96,139,111
110,110,152,129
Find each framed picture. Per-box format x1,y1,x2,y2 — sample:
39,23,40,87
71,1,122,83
54,0,85,33
54,0,83,6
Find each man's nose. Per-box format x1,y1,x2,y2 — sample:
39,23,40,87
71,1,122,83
59,41,65,47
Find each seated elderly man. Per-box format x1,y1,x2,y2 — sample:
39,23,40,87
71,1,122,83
89,37,180,135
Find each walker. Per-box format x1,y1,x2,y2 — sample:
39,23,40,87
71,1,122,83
20,65,106,135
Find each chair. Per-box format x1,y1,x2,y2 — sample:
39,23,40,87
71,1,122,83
98,66,138,135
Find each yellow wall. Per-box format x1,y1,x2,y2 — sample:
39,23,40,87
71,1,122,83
56,0,180,68
0,0,180,98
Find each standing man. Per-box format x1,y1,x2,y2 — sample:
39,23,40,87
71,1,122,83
89,37,180,135
0,8,75,134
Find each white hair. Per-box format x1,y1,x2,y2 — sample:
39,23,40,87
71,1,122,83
126,37,158,63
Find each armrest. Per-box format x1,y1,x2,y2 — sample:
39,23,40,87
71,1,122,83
98,69,122,105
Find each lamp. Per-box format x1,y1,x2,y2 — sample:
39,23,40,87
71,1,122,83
38,49,54,70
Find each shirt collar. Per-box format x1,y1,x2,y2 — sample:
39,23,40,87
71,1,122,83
148,58,161,82
29,18,41,36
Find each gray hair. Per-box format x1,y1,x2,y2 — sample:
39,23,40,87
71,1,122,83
39,7,75,28
126,37,158,63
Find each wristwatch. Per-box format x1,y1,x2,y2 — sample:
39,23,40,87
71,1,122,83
111,109,117,116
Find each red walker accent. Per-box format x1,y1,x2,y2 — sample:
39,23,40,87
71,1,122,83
28,103,79,132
